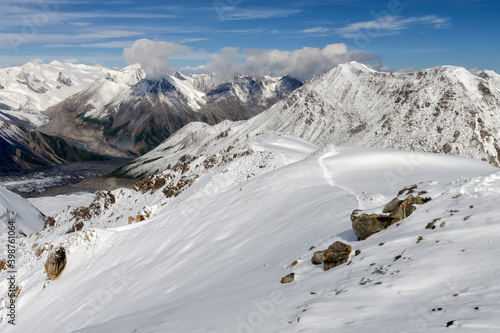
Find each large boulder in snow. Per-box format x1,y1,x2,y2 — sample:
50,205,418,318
351,213,394,241
352,194,429,240
311,241,352,271
45,246,67,280
323,241,352,271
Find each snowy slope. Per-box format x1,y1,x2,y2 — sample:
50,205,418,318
1,134,499,332
0,187,44,236
116,62,500,178
0,61,116,127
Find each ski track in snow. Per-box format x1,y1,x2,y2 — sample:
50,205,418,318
318,149,365,209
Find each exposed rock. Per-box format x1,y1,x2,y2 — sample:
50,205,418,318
13,286,22,298
0,258,7,271
43,216,56,229
478,83,491,96
352,213,394,241
311,250,326,265
281,273,295,284
352,193,429,240
323,241,352,271
382,198,403,213
66,221,84,234
135,214,145,223
45,246,67,280
426,218,441,230
388,195,425,220
397,185,417,196
289,260,298,269
128,216,134,224
355,249,361,256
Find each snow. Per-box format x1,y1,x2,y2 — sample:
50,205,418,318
1,134,499,332
0,187,44,236
119,61,500,178
0,62,118,127
27,193,96,217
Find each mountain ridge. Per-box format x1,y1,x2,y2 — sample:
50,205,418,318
113,61,500,178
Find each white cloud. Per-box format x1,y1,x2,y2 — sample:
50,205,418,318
220,8,301,20
48,41,135,49
301,27,330,34
70,22,92,26
0,31,143,50
30,58,44,63
203,43,377,81
123,39,190,79
468,66,480,74
337,15,451,38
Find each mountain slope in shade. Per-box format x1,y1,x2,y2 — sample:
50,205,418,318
0,61,116,127
115,62,500,178
3,134,500,332
41,70,302,156
0,120,106,174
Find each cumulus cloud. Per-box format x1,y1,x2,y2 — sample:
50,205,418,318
125,40,377,81
205,43,377,81
123,39,189,79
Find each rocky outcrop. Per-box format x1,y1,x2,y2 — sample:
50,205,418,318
311,241,352,271
45,246,67,280
352,194,430,240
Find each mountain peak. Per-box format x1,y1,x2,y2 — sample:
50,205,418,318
131,77,177,96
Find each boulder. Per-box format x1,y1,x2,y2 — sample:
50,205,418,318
281,273,295,284
311,250,327,265
45,246,67,280
388,195,424,220
352,213,394,241
323,241,352,271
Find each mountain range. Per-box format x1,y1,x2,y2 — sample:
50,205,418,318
41,66,303,156
113,62,500,178
0,62,302,170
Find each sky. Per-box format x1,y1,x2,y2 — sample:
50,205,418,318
0,0,498,79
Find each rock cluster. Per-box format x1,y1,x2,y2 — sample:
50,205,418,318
352,194,429,240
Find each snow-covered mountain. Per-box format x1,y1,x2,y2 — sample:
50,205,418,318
0,61,116,128
114,62,500,178
41,69,302,156
2,132,499,332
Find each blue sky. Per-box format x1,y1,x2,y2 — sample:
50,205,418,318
0,0,498,76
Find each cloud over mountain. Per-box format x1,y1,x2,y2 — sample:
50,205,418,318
123,39,190,79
